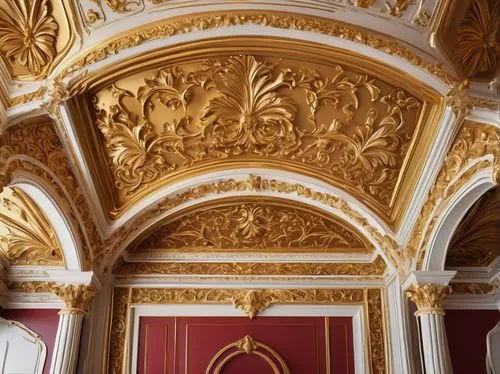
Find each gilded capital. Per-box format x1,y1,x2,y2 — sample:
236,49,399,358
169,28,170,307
406,283,451,316
51,284,96,315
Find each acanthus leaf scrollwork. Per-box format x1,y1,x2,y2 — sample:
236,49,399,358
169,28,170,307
95,55,421,208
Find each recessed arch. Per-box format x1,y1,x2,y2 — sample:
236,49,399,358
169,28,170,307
422,168,496,271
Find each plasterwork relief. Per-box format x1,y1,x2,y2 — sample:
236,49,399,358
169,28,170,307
408,121,500,269
450,282,497,295
446,188,499,267
0,0,75,80
132,199,370,253
98,175,401,269
0,187,62,265
112,256,387,277
0,120,101,268
92,53,426,222
107,286,386,373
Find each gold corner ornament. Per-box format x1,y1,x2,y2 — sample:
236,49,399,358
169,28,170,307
51,283,96,314
0,0,58,76
455,0,499,78
0,187,63,266
406,283,451,316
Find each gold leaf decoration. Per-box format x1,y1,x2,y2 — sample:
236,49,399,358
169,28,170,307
94,55,421,210
451,282,497,294
385,0,416,17
446,188,499,267
406,283,451,316
112,256,387,277
232,290,275,319
0,0,58,75
51,283,96,313
409,122,500,268
455,0,499,78
104,0,141,13
0,187,63,265
367,289,386,374
134,200,368,252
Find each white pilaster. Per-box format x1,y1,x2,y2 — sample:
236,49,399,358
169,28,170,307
49,284,96,374
405,271,456,374
50,311,85,374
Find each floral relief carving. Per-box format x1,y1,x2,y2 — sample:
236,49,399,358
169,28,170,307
95,55,421,209
134,201,368,252
0,0,58,75
0,187,63,265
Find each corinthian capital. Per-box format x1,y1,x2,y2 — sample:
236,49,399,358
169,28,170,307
406,283,452,316
51,284,96,315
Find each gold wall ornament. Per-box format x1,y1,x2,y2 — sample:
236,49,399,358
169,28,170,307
446,188,499,267
207,335,291,374
232,290,275,319
471,96,500,112
10,87,47,107
367,288,386,374
0,0,58,75
104,0,142,12
112,256,387,277
93,53,423,217
455,0,499,78
108,286,385,373
385,0,416,17
133,199,370,253
0,187,63,265
406,283,451,316
51,283,96,313
450,282,497,295
408,121,500,268
7,280,56,293
446,79,474,118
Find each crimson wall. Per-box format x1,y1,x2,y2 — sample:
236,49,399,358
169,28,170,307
137,316,354,374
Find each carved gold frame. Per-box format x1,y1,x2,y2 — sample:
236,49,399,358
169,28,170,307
67,36,444,231
106,287,388,374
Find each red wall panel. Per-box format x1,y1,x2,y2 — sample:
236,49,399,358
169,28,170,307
0,308,60,374
138,316,354,374
444,309,498,374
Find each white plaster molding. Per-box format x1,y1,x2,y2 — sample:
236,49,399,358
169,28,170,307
50,312,85,374
403,270,456,290
385,273,412,374
443,291,500,311
129,304,368,374
114,277,386,288
466,107,500,128
1,292,63,309
125,250,378,263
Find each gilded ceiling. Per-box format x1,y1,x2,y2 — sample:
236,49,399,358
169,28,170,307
446,188,500,267
0,187,63,266
76,42,442,229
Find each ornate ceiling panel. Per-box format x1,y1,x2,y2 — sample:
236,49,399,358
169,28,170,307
72,40,442,228
446,188,500,267
131,198,372,254
0,0,76,80
0,187,63,266
436,0,499,80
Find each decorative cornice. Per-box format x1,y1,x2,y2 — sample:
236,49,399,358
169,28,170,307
451,282,497,295
51,283,96,314
113,256,387,277
59,11,457,85
406,283,451,316
6,281,55,293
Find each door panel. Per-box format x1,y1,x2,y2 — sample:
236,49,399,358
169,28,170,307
137,316,354,374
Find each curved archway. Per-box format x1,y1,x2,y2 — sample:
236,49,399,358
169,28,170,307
422,169,496,271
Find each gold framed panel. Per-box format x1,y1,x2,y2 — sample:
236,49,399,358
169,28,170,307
67,36,444,232
106,287,388,374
